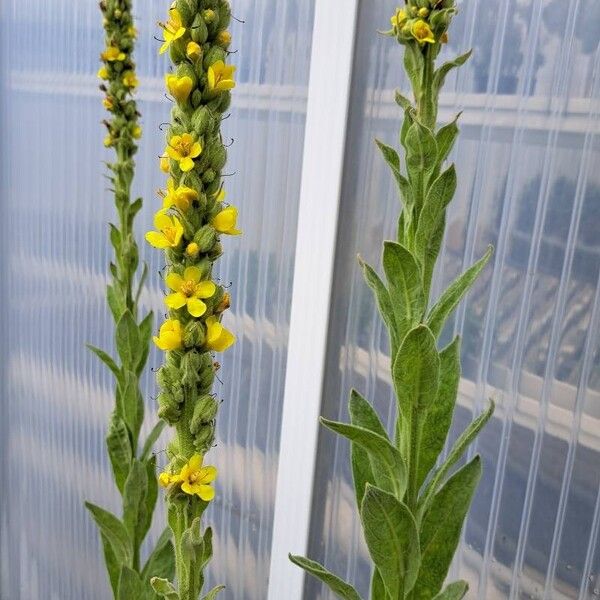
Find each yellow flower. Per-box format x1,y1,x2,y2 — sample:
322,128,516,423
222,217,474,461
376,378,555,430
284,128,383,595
165,74,193,103
104,135,113,148
97,66,109,80
102,96,114,110
217,30,232,46
145,211,184,249
132,125,142,139
160,154,170,173
165,267,216,317
153,318,184,351
212,206,241,235
128,25,138,38
207,61,236,92
411,19,435,44
390,9,408,28
159,8,186,55
101,46,126,62
122,71,139,89
213,188,226,203
165,133,202,173
418,7,429,17
161,178,199,212
186,242,200,258
206,316,235,352
159,454,217,501
186,41,202,61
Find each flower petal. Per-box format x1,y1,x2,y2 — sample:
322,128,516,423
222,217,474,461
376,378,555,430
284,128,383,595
180,157,195,172
197,485,215,502
184,266,202,283
199,466,218,484
145,232,170,249
165,292,187,310
165,272,184,291
187,298,207,318
195,281,216,299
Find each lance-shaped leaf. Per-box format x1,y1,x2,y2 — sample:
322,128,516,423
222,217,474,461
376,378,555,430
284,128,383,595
151,577,179,600
360,485,421,598
371,568,390,600
417,336,461,489
395,90,413,111
400,107,415,150
202,586,226,600
139,455,159,543
142,528,175,582
107,284,127,323
404,42,424,96
117,370,144,445
433,50,473,93
289,555,362,600
414,165,456,261
392,325,440,414
427,246,493,339
116,309,141,371
349,389,389,508
436,113,462,165
123,460,148,548
432,580,469,600
360,258,399,356
85,502,132,568
136,310,154,376
382,242,424,341
321,418,407,498
412,457,481,600
87,344,122,384
141,419,167,462
420,401,495,516
375,140,412,207
118,565,144,600
405,121,438,211
106,412,132,494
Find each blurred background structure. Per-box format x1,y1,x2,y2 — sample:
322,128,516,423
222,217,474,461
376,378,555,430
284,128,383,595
0,0,599,599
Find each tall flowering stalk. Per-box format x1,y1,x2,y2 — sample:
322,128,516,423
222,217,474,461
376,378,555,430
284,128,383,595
291,2,494,599
146,1,238,599
86,1,174,597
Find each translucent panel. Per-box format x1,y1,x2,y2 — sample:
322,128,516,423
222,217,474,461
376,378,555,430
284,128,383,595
0,1,313,599
307,0,600,599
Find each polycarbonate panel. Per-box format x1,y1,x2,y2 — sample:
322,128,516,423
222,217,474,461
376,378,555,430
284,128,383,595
307,1,600,599
0,1,313,598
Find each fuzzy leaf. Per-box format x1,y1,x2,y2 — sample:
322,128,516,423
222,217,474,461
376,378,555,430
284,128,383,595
136,311,154,376
107,284,127,323
392,325,440,414
142,528,175,582
117,370,144,445
85,502,131,567
116,310,141,371
415,165,457,260
417,337,461,489
123,459,148,547
421,401,494,514
395,90,413,111
289,555,362,600
375,140,411,207
140,456,159,543
118,566,144,600
87,344,122,383
100,531,121,596
202,586,226,600
348,389,389,508
106,412,132,494
432,580,469,600
382,242,424,342
436,114,461,165
141,419,167,462
427,246,493,338
405,120,438,210
321,418,407,498
360,259,398,356
370,569,390,600
151,577,179,599
404,43,424,95
412,458,481,600
433,50,473,93
361,486,421,598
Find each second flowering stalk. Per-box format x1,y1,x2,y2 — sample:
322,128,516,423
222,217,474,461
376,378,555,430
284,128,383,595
146,1,239,598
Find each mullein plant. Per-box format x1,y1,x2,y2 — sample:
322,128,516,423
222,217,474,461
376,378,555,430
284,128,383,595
85,1,175,597
145,1,238,599
291,2,495,599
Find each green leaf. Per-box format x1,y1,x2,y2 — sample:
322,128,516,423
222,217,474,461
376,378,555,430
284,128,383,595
436,113,462,165
135,262,149,307
321,418,407,498
142,528,175,582
107,284,127,323
136,311,154,376
395,90,413,111
400,107,415,150
117,370,144,445
392,325,440,414
87,344,122,383
420,401,494,515
109,223,122,253
349,389,389,508
360,259,399,357
414,164,457,261
116,310,141,371
85,502,131,568
370,568,390,600
141,420,167,462
360,485,421,598
382,242,424,343
422,215,446,300
100,531,121,596
427,246,493,339
106,412,132,494
201,586,226,600
417,337,461,489
140,456,159,543
375,140,411,206
118,565,144,600
288,555,362,600
432,580,469,600
405,120,438,210
123,459,148,546
150,577,179,599
433,50,472,93
412,458,481,600
404,43,424,95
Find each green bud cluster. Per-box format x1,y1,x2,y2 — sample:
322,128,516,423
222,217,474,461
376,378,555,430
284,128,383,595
291,5,495,600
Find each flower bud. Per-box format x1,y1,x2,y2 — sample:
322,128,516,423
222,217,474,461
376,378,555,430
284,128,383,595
186,41,203,61
190,395,219,433
215,292,231,314
216,30,232,47
186,242,200,258
183,320,206,347
193,224,217,252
